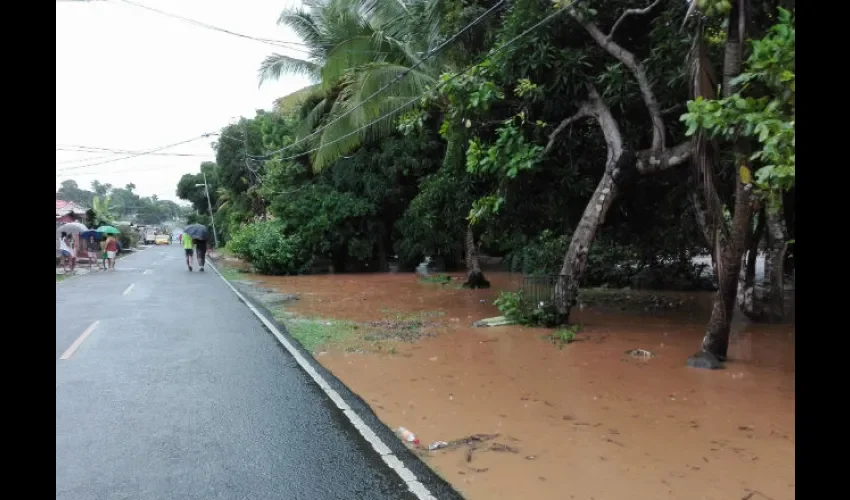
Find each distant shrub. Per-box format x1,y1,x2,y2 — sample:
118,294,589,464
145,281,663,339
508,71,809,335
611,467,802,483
493,290,563,328
118,225,138,251
227,220,313,275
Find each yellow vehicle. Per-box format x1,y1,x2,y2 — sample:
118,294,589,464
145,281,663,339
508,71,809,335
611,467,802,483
155,234,169,245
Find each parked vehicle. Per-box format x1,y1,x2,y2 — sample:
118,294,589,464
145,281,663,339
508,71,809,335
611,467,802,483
154,234,169,245
144,229,156,245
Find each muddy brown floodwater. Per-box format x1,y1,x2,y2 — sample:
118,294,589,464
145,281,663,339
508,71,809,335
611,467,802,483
234,268,795,500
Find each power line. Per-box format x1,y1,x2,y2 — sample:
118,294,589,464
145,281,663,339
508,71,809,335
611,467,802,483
251,0,509,161
268,1,583,164
56,147,214,164
58,144,213,155
55,133,217,172
56,164,193,178
113,0,312,53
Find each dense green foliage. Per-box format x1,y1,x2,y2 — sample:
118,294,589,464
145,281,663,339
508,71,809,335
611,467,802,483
58,179,187,226
682,7,795,204
176,0,795,303
228,220,314,275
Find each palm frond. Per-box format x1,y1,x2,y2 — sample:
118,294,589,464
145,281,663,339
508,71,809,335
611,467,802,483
258,54,321,85
298,97,333,141
278,8,325,51
348,63,435,123
312,98,362,171
687,23,725,239
321,36,389,89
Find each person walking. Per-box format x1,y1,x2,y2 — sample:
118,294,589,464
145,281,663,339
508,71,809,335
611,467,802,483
182,233,194,271
104,234,119,271
100,238,109,270
194,238,208,272
86,235,100,271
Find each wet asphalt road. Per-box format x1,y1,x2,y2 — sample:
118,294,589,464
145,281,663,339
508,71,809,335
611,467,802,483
56,245,455,500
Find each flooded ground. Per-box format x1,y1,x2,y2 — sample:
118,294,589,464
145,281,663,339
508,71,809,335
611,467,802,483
221,263,795,500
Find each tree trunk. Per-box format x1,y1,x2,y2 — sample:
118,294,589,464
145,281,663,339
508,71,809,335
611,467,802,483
376,234,389,272
555,87,624,320
737,206,766,320
463,223,490,289
556,172,619,319
761,198,788,322
697,178,753,363
688,0,752,368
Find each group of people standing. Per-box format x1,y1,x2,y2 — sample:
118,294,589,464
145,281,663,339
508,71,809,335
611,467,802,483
58,233,119,274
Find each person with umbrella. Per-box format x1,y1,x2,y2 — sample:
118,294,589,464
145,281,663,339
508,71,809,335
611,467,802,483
183,224,210,272
80,230,103,271
58,232,76,274
97,225,121,271
56,221,88,274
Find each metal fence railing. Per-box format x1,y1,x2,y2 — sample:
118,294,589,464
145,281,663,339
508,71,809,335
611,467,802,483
519,275,570,308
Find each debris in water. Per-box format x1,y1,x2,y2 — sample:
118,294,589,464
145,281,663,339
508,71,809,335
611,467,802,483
490,443,519,453
625,348,656,359
428,441,449,451
396,426,420,445
472,316,517,328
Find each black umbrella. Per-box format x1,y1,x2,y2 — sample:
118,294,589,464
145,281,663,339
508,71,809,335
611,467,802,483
183,224,209,240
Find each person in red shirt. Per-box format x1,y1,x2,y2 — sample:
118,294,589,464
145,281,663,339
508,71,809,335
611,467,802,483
104,235,119,271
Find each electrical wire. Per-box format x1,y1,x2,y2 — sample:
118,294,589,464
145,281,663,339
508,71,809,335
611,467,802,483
113,0,311,53
56,148,214,164
265,1,583,164
59,2,581,182
56,164,191,178
251,0,510,160
55,133,217,172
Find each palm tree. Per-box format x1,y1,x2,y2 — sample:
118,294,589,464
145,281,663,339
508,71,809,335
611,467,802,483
259,0,449,171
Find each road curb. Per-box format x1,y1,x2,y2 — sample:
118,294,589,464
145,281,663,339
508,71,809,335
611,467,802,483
208,260,465,500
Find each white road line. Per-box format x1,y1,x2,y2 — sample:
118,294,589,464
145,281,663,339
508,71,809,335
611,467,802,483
60,320,100,360
209,262,437,500
122,283,135,296
143,269,151,275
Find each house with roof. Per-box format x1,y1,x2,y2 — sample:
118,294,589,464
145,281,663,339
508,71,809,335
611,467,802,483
56,200,87,225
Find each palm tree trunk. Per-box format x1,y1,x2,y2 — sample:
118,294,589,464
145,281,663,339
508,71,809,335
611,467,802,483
463,223,490,289
689,0,753,367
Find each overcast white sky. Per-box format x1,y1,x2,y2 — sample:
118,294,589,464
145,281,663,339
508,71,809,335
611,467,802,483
56,0,312,202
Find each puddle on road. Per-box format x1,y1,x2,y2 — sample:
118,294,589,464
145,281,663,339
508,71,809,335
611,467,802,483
228,268,795,500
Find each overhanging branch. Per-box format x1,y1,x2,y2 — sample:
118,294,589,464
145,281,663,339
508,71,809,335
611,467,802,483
570,9,666,153
635,141,692,174
543,103,593,155
606,0,663,43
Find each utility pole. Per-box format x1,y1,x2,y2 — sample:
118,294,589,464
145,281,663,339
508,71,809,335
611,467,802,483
196,171,219,248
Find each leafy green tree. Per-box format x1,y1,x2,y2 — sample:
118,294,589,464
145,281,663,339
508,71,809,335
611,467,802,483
176,162,219,214
57,180,94,207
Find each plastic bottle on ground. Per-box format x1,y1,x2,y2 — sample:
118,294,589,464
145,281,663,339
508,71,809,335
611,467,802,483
396,427,420,445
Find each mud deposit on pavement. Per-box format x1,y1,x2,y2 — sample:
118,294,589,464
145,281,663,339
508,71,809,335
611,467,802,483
224,267,795,500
